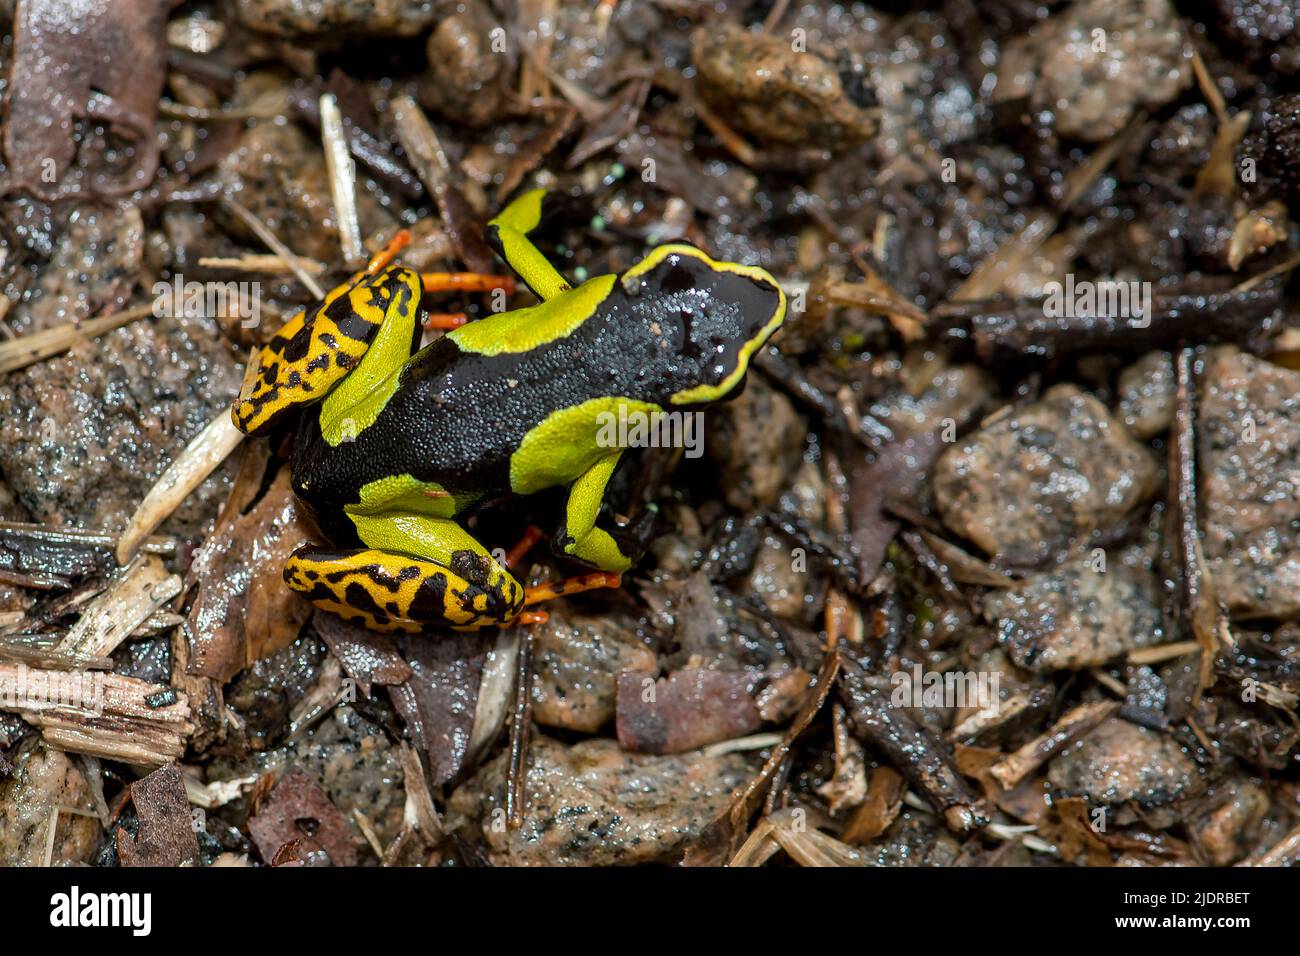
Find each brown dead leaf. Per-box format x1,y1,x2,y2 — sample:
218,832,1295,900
315,614,412,696
567,80,649,169
1037,796,1113,866
116,764,200,867
3,0,170,198
247,767,358,866
185,464,314,683
954,742,1052,824
842,766,904,845
387,634,490,786
616,668,763,754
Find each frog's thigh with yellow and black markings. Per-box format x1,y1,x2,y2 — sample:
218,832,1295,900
284,512,525,633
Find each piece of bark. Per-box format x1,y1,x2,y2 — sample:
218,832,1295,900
0,665,192,765
58,555,180,661
838,660,989,833
931,280,1281,362
116,764,199,867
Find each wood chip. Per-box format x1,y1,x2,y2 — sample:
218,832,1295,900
320,92,363,262
989,700,1119,789
58,555,181,660
0,665,192,765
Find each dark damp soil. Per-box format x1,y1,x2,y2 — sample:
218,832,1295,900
2,0,1300,868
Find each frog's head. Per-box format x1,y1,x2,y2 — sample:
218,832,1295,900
620,244,786,405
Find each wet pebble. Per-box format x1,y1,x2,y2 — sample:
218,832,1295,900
0,740,101,865
743,531,811,621
933,384,1159,565
693,22,877,152
208,705,405,849
420,0,510,127
1187,778,1269,865
237,0,437,38
1199,349,1300,618
707,376,807,511
530,605,656,734
217,121,389,263
0,204,241,535
982,561,1165,671
996,0,1191,141
1212,0,1300,71
1239,93,1300,207
1117,351,1175,439
446,735,753,865
1048,717,1197,808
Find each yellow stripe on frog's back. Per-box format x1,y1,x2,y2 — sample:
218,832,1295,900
448,274,616,356
509,397,660,495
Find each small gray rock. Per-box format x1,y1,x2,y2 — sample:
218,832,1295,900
934,384,1159,564
996,0,1191,142
1199,349,1300,618
983,563,1164,671
530,606,656,734
707,376,807,511
446,735,753,865
1117,351,1175,439
1048,718,1197,808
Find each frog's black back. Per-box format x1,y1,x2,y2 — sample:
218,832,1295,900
292,250,781,545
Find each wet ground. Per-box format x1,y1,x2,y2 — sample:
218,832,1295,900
1,0,1300,867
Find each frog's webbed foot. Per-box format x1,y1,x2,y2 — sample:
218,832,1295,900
233,264,422,436
285,544,525,633
289,511,527,632
551,453,655,572
552,507,655,572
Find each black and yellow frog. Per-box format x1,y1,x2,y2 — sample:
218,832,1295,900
232,189,786,634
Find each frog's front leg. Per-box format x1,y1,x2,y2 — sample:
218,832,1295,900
486,188,572,301
553,452,656,573
284,512,526,633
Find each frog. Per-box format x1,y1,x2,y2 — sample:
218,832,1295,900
231,188,787,634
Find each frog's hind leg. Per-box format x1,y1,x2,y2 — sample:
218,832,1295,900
485,189,572,301
286,513,525,633
232,264,423,436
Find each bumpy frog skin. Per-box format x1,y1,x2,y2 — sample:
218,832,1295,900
232,189,786,633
